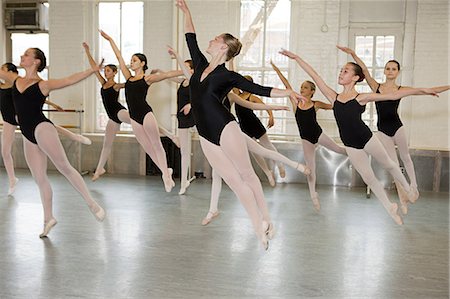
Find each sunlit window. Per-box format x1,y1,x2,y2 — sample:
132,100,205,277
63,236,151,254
354,35,395,130
11,33,49,79
97,1,143,131
237,0,292,138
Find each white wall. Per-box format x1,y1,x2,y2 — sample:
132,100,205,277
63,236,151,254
6,0,448,150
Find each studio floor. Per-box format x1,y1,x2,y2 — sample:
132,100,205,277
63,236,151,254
0,169,448,299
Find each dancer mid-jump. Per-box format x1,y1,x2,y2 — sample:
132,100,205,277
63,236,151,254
271,60,347,211
177,0,305,249
279,48,448,225
0,48,105,238
100,30,183,192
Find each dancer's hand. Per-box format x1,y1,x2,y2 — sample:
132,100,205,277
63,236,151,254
82,42,90,51
92,58,104,73
336,45,355,55
167,46,179,60
267,116,274,128
99,30,112,41
175,0,189,14
289,90,306,105
279,48,298,60
180,103,191,115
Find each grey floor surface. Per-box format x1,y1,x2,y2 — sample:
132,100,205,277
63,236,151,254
0,169,448,299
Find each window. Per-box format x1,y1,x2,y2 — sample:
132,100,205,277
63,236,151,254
97,1,144,131
237,0,292,138
11,33,49,79
349,28,403,130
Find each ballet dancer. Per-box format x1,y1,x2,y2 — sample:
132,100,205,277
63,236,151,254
202,92,310,226
271,60,347,211
166,46,196,195
1,62,91,196
279,48,448,225
177,0,305,249
337,45,449,213
0,48,105,238
100,30,184,192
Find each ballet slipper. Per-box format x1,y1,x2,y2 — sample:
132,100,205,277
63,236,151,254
92,168,106,181
311,192,321,212
407,186,419,204
178,180,190,195
77,135,92,145
387,203,403,225
263,221,276,240
162,168,175,193
297,162,311,176
278,165,286,178
39,218,57,238
201,210,219,226
8,177,19,196
267,170,276,187
396,183,409,215
89,203,106,222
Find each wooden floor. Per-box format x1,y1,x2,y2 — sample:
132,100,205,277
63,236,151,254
0,169,448,298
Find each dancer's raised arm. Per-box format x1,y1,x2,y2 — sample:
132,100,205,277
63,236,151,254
40,61,103,96
99,30,131,80
168,45,192,80
83,42,106,85
336,45,378,91
357,85,450,105
228,92,289,111
279,49,337,104
176,0,195,33
270,60,297,110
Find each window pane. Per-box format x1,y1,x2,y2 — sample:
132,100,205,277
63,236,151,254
240,0,265,67
355,35,373,67
265,0,290,67
99,3,121,66
121,2,144,62
375,35,395,67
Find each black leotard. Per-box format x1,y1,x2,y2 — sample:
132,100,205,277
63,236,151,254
295,104,322,144
185,33,272,145
0,87,19,126
101,86,126,124
375,84,403,137
177,80,195,129
333,95,372,149
12,80,53,144
124,78,152,125
235,100,266,139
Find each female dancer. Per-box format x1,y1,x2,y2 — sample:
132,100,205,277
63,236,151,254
0,48,105,237
167,47,196,195
336,46,445,213
177,0,304,249
271,61,347,212
100,31,183,192
280,49,447,225
202,93,310,226
1,63,91,196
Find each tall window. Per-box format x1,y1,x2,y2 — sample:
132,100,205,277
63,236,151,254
97,1,144,131
354,35,395,129
237,0,292,137
11,33,49,79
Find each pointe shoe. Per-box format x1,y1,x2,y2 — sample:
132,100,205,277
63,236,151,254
267,171,276,187
178,180,190,195
396,184,409,215
388,203,403,225
278,165,286,178
297,163,311,176
263,221,276,240
201,211,219,226
8,177,19,196
39,218,57,238
163,168,175,193
261,222,270,250
89,204,106,222
311,193,321,212
407,186,419,204
78,135,92,145
92,169,106,182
